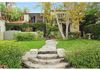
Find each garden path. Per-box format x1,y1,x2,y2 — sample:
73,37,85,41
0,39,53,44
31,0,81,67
22,39,70,68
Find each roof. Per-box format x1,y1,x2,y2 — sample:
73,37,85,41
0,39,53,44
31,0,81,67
27,13,43,17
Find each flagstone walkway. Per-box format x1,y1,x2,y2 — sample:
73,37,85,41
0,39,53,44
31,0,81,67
22,39,70,68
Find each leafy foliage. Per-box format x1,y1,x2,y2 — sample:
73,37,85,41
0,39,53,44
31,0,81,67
84,22,100,40
32,22,46,31
14,31,44,41
0,3,24,21
69,3,87,32
6,23,32,31
41,2,53,22
0,40,45,68
0,3,6,12
0,41,23,68
6,23,22,30
14,32,34,41
66,46,100,68
4,7,24,21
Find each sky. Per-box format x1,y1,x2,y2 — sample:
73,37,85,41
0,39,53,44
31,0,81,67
15,2,42,13
15,2,62,13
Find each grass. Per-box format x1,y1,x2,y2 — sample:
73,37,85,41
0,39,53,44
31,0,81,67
57,39,100,53
57,39,100,68
0,39,100,68
0,40,45,51
0,40,45,68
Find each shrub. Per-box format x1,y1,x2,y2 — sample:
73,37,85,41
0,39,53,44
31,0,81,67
5,23,22,31
65,46,100,68
6,23,33,31
14,32,34,41
0,41,23,68
36,31,44,39
32,22,46,31
84,22,100,40
48,31,62,39
14,31,44,41
68,32,81,39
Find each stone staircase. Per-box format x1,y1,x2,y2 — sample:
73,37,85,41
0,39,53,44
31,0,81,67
22,40,70,68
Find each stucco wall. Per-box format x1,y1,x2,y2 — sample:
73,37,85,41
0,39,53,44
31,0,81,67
0,32,4,40
70,24,80,33
4,30,21,40
24,14,30,22
0,20,6,32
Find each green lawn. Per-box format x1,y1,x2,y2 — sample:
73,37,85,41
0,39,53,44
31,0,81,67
0,40,45,51
57,39,100,68
57,39,100,52
0,40,45,68
0,39,100,68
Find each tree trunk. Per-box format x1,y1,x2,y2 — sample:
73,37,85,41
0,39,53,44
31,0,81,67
66,21,69,39
53,4,65,39
0,12,1,18
55,14,66,39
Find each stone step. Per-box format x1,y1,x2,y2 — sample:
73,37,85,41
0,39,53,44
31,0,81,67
23,61,69,68
38,50,57,54
38,47,57,54
37,54,58,59
28,57,64,64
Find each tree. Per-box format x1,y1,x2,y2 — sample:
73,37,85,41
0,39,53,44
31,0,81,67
69,3,87,33
53,2,87,39
0,3,6,19
80,3,100,37
39,2,87,39
0,3,24,21
63,2,74,39
53,3,66,39
4,7,24,21
40,2,54,38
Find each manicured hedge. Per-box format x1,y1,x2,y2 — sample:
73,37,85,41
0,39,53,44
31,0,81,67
14,32,34,41
14,31,44,41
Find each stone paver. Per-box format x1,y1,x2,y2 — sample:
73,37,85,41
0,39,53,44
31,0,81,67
22,39,70,68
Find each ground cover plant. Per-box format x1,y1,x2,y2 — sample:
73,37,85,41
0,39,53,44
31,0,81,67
0,40,45,68
57,39,100,68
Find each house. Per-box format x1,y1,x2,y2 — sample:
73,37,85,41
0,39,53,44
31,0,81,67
6,13,44,24
0,2,79,32
1,2,44,24
28,13,44,23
